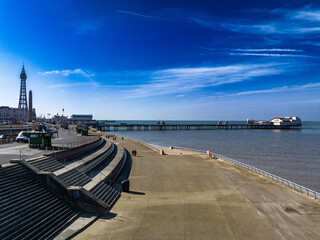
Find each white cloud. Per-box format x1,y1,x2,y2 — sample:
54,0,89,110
224,82,320,97
38,69,95,78
287,9,320,22
121,63,285,98
115,10,175,21
229,53,314,58
232,48,303,52
48,82,98,88
217,7,320,35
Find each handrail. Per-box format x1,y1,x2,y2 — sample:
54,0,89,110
173,146,320,200
54,134,101,150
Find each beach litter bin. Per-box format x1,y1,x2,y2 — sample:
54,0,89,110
76,124,89,135
121,179,130,192
25,132,55,148
81,129,89,136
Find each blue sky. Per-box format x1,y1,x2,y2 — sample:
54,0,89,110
1,0,320,120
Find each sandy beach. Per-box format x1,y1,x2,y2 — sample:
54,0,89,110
75,135,320,240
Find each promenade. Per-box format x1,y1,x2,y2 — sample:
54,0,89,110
0,128,96,164
76,137,320,240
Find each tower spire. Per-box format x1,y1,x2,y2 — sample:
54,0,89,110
18,64,28,110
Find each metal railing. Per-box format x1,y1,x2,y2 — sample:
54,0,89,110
52,134,101,152
0,124,31,129
172,146,320,200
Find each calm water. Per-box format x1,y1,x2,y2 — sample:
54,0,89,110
107,121,320,192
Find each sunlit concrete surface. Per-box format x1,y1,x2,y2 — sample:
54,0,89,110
75,137,320,240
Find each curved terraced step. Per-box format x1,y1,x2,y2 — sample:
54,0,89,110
54,139,116,187
53,138,113,176
58,168,91,187
27,156,64,172
78,141,115,174
84,144,126,189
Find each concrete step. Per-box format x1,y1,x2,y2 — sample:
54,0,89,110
29,158,64,172
63,171,85,184
0,190,51,218
98,185,112,201
0,182,40,202
89,181,104,194
62,170,84,183
0,162,80,239
59,169,91,187
0,177,35,193
108,191,121,208
68,174,90,187
0,186,47,211
28,156,51,163
59,168,79,179
0,167,29,179
89,181,105,195
0,195,58,229
0,199,63,238
79,142,115,174
5,204,69,240
0,174,34,188
14,205,77,240
88,181,121,208
104,188,119,206
39,211,79,240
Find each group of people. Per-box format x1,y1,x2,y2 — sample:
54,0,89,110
107,136,125,141
132,149,137,156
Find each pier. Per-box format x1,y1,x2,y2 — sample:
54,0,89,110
97,123,302,131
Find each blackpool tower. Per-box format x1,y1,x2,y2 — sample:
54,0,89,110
18,64,28,110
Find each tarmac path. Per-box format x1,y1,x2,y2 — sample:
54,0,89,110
0,128,96,165
76,137,320,240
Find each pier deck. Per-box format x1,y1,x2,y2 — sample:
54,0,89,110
98,123,301,131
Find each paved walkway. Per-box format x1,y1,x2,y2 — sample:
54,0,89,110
75,137,320,240
0,128,96,165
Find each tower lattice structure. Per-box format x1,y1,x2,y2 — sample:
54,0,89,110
18,65,28,110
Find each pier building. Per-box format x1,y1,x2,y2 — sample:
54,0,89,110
71,114,93,121
270,116,301,126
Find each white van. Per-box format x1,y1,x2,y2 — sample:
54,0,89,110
16,131,29,143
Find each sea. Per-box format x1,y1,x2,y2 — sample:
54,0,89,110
106,121,320,192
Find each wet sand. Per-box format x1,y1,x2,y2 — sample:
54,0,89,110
75,136,320,240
